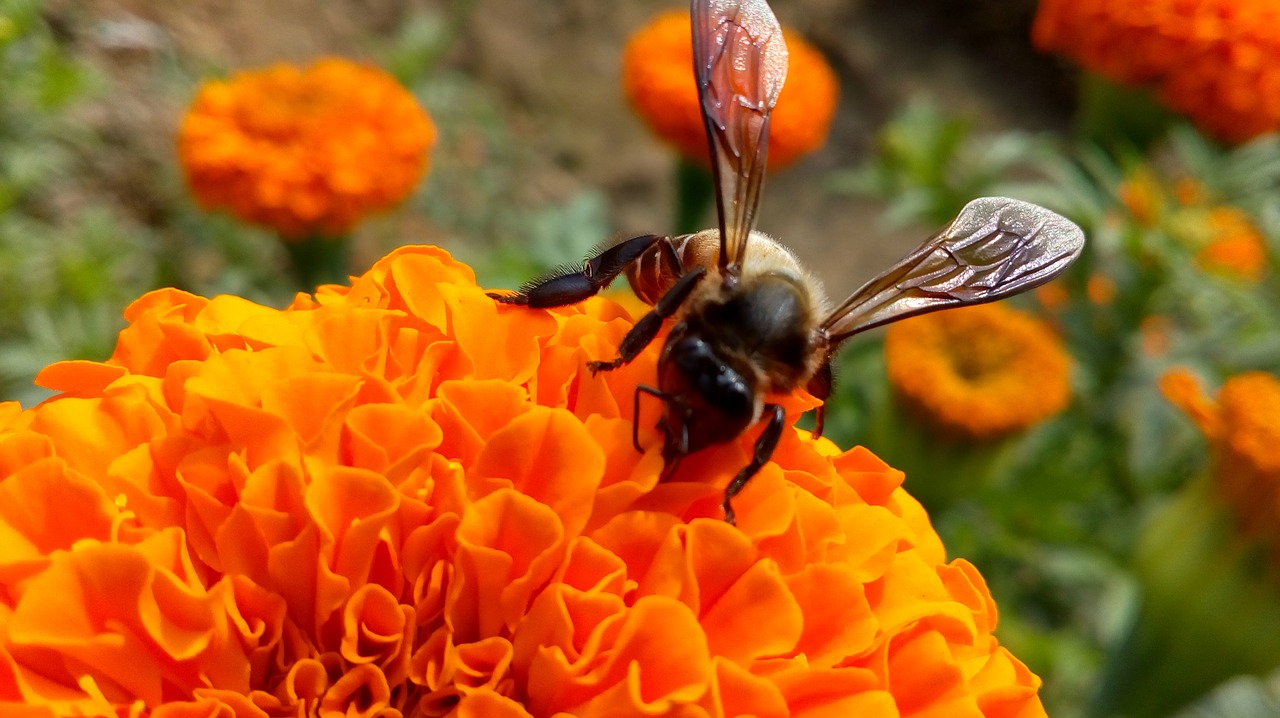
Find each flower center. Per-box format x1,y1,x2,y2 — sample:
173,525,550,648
945,334,1016,384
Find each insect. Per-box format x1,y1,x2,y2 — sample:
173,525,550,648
489,0,1084,524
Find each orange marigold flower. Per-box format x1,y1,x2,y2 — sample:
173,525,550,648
1086,273,1117,305
1033,281,1070,312
1033,0,1280,142
1161,369,1280,561
1173,177,1205,206
1140,314,1175,358
1195,206,1268,281
622,10,839,169
0,246,1046,717
1117,165,1165,226
885,303,1072,440
178,57,436,239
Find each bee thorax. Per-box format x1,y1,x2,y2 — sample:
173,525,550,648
688,273,821,392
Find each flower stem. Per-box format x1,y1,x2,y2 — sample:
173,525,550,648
1091,478,1280,718
283,233,351,290
675,158,714,235
1076,73,1177,153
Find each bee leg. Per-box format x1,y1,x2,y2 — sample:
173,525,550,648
805,358,834,439
633,384,673,452
488,233,666,308
721,404,786,525
587,266,707,374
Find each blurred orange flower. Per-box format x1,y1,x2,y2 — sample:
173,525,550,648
1117,165,1165,226
1033,281,1070,313
0,246,1045,716
1196,206,1268,281
178,57,436,239
1161,368,1280,563
885,303,1072,440
1033,0,1280,142
622,10,839,169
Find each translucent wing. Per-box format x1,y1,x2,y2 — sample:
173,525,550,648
821,197,1085,342
691,0,788,279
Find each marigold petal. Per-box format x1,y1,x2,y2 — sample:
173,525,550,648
7,536,246,708
453,489,566,641
0,458,116,573
708,658,789,718
33,361,128,397
1159,367,1221,438
531,595,712,716
769,665,895,718
968,646,1045,718
888,626,983,718
306,466,402,593
471,407,604,538
454,690,534,718
785,564,878,667
343,403,443,475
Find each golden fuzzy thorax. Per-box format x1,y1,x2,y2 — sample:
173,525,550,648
650,230,832,397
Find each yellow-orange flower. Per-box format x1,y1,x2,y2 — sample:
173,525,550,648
1195,206,1268,281
1086,273,1117,305
885,303,1072,440
622,10,839,169
1033,0,1280,143
1118,165,1165,226
178,57,436,238
0,246,1045,717
1140,314,1175,358
1033,281,1070,313
1161,368,1280,562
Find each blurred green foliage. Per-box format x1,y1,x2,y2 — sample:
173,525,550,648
0,0,157,404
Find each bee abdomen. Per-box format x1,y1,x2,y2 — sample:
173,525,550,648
625,231,720,306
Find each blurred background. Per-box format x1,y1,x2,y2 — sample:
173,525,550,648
5,0,1280,716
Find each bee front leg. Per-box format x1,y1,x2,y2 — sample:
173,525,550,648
587,266,707,374
722,403,786,525
487,234,667,308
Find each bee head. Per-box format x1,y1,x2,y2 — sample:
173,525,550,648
658,333,758,455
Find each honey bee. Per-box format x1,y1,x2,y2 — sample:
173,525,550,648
489,0,1084,524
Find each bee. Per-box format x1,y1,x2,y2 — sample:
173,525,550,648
489,0,1084,524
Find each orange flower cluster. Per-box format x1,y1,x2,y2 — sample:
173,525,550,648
0,246,1046,717
622,10,839,169
885,304,1072,440
1117,167,1269,281
1197,206,1269,281
1117,166,1164,227
1033,0,1280,142
178,58,436,239
1161,369,1280,563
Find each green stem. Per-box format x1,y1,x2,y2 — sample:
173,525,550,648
675,159,715,235
1076,73,1177,154
283,233,351,290
1091,480,1280,718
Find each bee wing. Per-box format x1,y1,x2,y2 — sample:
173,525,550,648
821,197,1085,343
691,0,788,279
